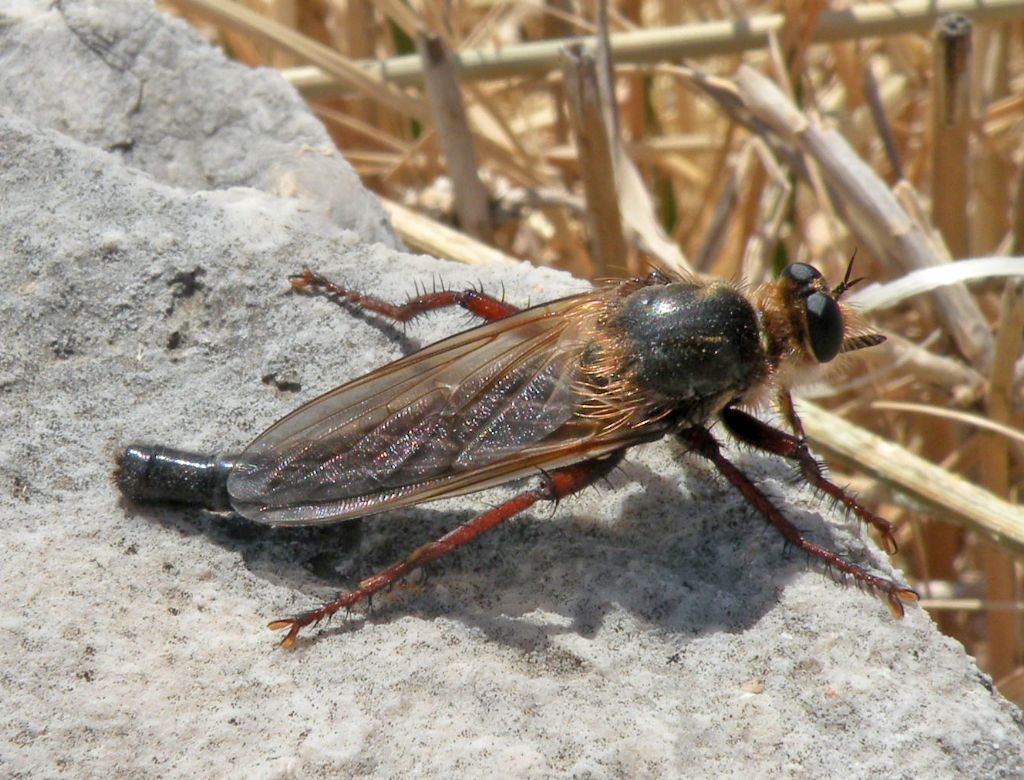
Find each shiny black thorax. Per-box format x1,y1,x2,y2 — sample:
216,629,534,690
611,280,766,418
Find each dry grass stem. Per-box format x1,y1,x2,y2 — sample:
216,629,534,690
1012,163,1024,255
416,33,494,243
276,0,1024,91
919,599,1024,612
929,14,973,258
561,44,628,278
381,198,518,268
861,60,904,180
978,277,1024,676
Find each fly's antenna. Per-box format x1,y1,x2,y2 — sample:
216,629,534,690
832,250,866,300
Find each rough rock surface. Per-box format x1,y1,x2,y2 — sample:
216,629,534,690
1,2,1022,778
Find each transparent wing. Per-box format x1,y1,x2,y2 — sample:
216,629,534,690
227,287,666,525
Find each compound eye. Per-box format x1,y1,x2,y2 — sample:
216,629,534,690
805,291,843,363
781,263,821,289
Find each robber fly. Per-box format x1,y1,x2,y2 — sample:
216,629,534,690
116,261,918,648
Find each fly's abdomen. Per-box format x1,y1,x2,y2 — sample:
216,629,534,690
115,445,236,512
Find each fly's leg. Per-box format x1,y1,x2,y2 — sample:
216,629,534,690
678,426,918,618
720,406,899,554
776,390,806,440
290,269,520,323
269,452,624,648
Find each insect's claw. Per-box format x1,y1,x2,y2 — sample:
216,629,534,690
881,531,899,555
886,592,905,619
288,269,315,291
268,618,303,649
281,628,300,649
877,584,918,619
269,604,335,649
896,587,918,612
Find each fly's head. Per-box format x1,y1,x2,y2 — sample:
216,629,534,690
757,260,885,384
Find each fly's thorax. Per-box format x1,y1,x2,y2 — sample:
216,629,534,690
607,280,768,414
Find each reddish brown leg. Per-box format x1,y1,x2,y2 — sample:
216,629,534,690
290,268,519,323
720,406,899,554
269,452,624,648
678,426,917,618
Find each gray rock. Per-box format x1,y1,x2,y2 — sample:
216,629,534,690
0,0,399,247
1,2,1021,778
